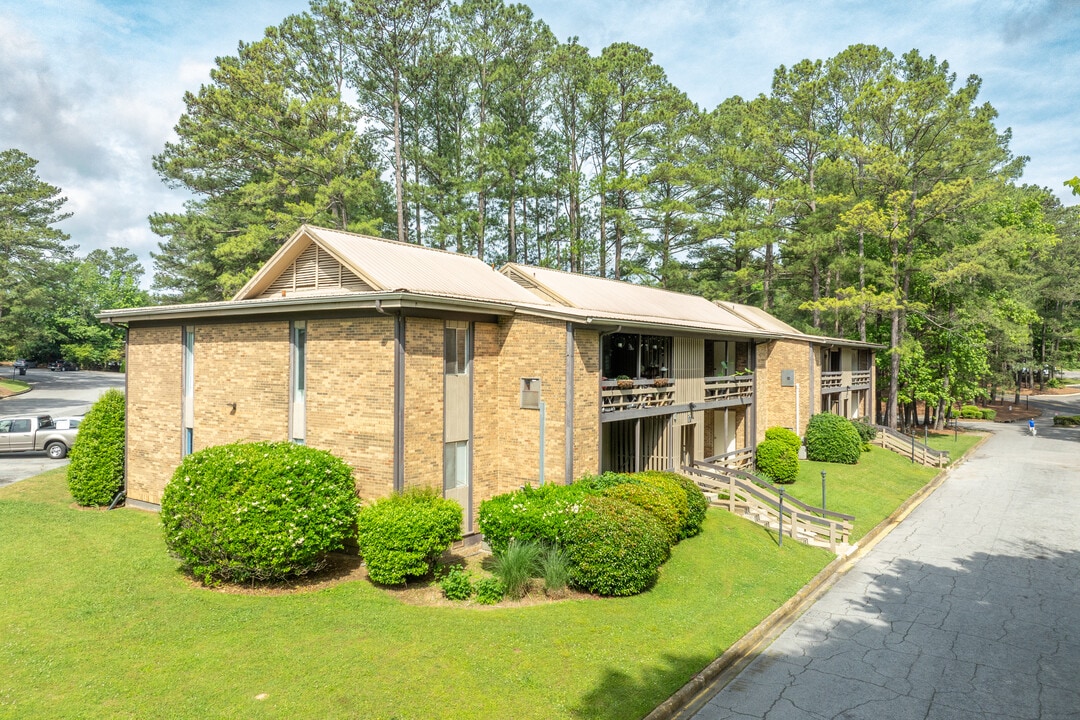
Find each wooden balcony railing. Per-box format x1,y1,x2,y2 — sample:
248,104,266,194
821,371,843,389
704,375,754,402
600,379,675,412
851,369,872,387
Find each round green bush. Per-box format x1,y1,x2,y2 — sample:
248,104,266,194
478,483,589,555
356,488,462,585
639,471,707,539
439,566,473,601
161,441,360,584
960,404,983,419
850,419,878,443
67,388,126,506
603,482,680,545
804,413,862,465
764,426,801,455
981,409,996,421
563,495,671,596
634,471,691,535
755,438,799,483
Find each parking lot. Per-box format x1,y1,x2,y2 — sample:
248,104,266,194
0,368,125,488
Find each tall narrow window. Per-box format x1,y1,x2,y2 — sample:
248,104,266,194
182,326,195,456
444,320,468,375
291,320,307,444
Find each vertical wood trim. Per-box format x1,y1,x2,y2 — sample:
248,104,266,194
393,315,405,493
565,323,574,485
750,342,759,454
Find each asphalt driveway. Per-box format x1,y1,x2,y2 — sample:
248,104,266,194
688,393,1080,719
0,369,125,488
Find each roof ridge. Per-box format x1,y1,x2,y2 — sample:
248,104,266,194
504,262,710,301
307,225,487,262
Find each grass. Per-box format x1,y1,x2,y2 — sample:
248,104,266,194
0,469,833,720
0,378,30,395
783,431,984,541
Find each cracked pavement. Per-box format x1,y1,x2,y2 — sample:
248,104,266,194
691,397,1080,720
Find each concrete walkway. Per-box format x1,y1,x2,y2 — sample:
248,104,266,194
690,398,1080,719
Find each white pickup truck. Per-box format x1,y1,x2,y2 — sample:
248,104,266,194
0,415,82,459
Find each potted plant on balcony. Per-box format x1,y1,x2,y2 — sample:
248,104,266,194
652,377,670,388
616,375,635,390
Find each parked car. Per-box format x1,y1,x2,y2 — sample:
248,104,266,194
0,414,81,459
48,361,78,372
13,359,27,376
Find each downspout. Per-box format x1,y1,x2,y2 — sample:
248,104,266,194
377,300,405,493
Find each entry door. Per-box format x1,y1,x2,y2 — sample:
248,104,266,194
680,424,696,467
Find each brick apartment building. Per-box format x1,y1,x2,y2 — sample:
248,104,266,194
101,225,876,535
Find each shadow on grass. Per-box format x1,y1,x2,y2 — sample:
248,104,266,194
571,651,715,720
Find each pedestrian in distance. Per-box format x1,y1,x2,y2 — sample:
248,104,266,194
1028,418,1036,437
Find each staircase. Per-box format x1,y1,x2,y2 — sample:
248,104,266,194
681,461,854,554
871,425,948,467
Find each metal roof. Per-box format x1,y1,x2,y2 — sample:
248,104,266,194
235,226,547,306
501,264,761,334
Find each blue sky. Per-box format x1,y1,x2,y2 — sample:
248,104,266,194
2,0,1078,280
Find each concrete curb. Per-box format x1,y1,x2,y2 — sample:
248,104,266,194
647,431,994,720
0,384,32,400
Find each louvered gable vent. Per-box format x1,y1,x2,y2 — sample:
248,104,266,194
259,242,372,297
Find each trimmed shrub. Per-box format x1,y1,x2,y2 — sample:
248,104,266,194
960,405,983,419
439,566,473,601
492,539,542,599
804,413,862,465
755,438,799,484
850,419,878,443
764,426,801,455
639,471,707,539
603,482,680,545
67,388,126,506
473,577,504,604
161,441,359,584
563,495,670,596
981,409,997,421
573,471,637,493
1053,414,1080,427
477,483,589,555
356,488,462,585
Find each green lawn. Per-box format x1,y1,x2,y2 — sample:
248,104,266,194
1,435,981,719
0,378,29,395
783,431,984,541
1,469,832,720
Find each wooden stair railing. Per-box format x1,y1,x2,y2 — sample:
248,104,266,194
681,461,854,553
871,425,949,467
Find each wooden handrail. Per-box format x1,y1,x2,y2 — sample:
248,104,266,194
687,462,853,522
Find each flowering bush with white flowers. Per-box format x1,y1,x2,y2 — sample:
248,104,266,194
161,442,360,584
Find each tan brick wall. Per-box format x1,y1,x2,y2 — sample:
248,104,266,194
573,329,600,479
306,317,395,502
126,326,182,505
756,338,813,437
192,322,290,451
403,317,444,493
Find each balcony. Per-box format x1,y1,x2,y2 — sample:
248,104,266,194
821,369,872,393
601,379,675,413
704,375,753,402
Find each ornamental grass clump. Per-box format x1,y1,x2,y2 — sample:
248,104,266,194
67,388,126,506
540,544,570,595
356,488,462,585
492,539,543,599
161,441,360,584
804,413,862,465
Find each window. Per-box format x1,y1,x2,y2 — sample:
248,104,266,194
291,321,307,443
444,321,468,375
182,326,194,457
443,441,468,491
